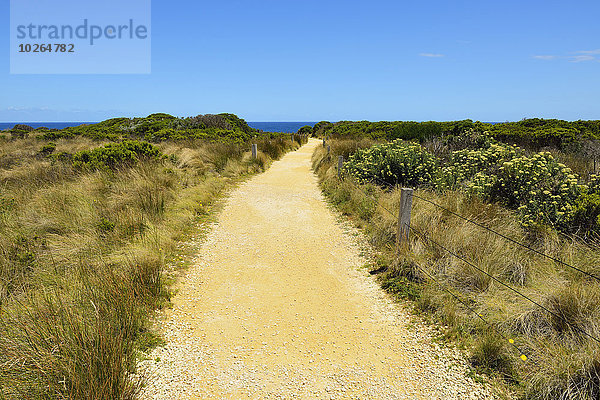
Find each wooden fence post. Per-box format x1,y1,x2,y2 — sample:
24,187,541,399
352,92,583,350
396,188,414,251
251,144,257,159
327,145,330,154
337,156,344,179
323,138,326,147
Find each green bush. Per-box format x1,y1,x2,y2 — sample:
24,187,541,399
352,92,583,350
97,217,116,234
312,121,333,137
345,138,600,235
344,139,438,187
297,125,313,136
38,142,57,156
9,124,34,140
72,140,163,170
468,152,582,229
326,119,484,142
316,118,600,151
49,151,73,163
442,128,492,151
440,142,518,189
488,118,600,149
41,113,259,142
568,193,600,235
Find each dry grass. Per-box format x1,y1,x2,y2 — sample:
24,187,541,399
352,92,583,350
0,134,300,399
313,139,600,400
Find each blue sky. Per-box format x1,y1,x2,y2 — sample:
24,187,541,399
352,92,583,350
1,0,599,122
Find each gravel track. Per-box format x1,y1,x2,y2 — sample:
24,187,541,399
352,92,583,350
138,139,498,399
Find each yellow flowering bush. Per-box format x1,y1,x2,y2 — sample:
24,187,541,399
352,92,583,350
347,138,600,234
344,139,437,187
488,152,581,228
439,143,517,189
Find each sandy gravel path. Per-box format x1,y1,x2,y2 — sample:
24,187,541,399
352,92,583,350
139,139,497,399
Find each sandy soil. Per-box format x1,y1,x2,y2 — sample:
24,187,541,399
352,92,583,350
139,139,497,399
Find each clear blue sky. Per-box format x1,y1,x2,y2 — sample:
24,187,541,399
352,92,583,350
1,0,599,122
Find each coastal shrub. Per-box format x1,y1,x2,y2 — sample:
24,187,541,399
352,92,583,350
312,121,333,137
488,118,600,148
344,138,600,235
442,128,492,151
72,140,163,170
465,152,583,229
587,174,600,195
43,129,76,140
317,118,600,154
49,151,73,163
40,113,259,143
567,193,600,236
447,147,596,232
440,142,518,189
326,120,484,142
344,139,437,187
297,125,313,136
38,142,56,156
9,124,34,140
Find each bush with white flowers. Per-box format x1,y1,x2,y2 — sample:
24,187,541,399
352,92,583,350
345,138,600,234
344,139,437,187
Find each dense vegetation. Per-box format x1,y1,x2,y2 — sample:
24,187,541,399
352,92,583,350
309,119,482,142
7,113,263,143
487,119,600,149
307,118,600,154
313,136,600,400
344,136,600,238
0,114,304,399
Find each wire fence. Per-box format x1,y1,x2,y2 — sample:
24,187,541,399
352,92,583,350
335,165,600,358
359,174,600,284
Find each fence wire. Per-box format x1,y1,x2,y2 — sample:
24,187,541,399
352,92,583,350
357,174,600,284
337,170,600,351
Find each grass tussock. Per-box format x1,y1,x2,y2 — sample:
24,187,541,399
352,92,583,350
0,133,301,399
313,139,600,400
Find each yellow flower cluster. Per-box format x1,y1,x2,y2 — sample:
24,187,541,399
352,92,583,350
345,139,437,187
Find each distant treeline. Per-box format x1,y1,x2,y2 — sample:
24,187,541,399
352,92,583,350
7,115,600,150
305,118,600,149
2,113,267,143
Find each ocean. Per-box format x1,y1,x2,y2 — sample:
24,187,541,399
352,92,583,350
248,122,316,133
0,121,317,133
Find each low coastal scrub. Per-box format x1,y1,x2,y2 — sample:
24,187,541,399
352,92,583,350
71,140,164,170
0,116,302,399
313,139,600,400
344,137,600,237
3,112,271,144
344,139,438,188
309,118,600,151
